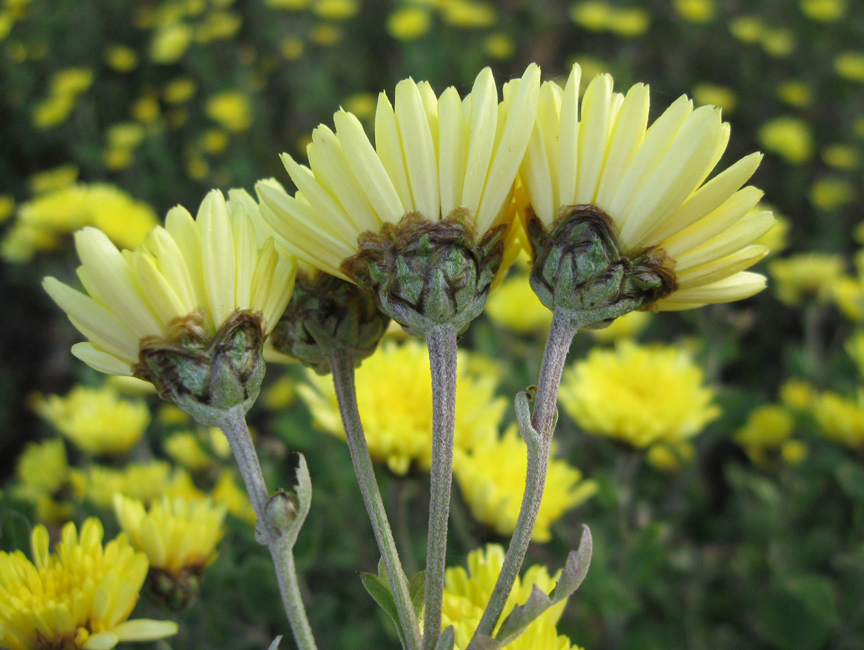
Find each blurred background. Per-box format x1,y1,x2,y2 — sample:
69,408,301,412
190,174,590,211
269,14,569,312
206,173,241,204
1,0,864,649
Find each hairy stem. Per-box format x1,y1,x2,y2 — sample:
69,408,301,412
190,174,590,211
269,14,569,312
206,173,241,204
330,350,422,650
423,324,459,650
219,406,319,650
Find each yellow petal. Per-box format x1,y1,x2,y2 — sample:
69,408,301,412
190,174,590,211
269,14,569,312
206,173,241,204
395,77,439,219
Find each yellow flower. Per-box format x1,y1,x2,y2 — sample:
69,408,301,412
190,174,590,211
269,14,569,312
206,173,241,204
114,495,227,577
735,404,795,466
43,190,296,377
299,338,506,474
342,92,377,121
453,426,596,542
646,441,695,473
34,385,150,456
32,93,76,129
50,68,93,96
569,1,612,31
586,309,651,343
257,65,540,281
822,144,859,170
312,0,359,21
758,116,814,164
485,269,553,334
751,205,788,256
484,32,515,59
280,36,304,59
558,340,720,448
107,122,146,150
0,519,177,650
105,45,139,72
692,83,737,112
194,10,242,42
800,0,846,21
728,15,763,42
776,80,813,108
779,378,817,411
149,22,193,63
813,390,864,448
760,28,795,57
608,6,650,37
163,77,197,104
77,461,204,508
0,195,14,223
519,64,771,311
163,427,230,471
265,0,310,8
441,0,497,29
833,275,864,320
674,0,715,23
211,470,256,524
769,253,845,306
261,373,296,409
28,164,78,194
442,545,579,649
205,91,253,132
13,439,74,524
309,23,342,45
834,51,864,81
810,177,854,210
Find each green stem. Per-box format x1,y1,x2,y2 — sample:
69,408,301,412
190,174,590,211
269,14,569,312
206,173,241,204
471,310,578,642
219,407,319,650
423,324,459,650
330,350,422,650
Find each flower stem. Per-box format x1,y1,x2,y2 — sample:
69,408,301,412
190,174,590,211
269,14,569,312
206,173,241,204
471,310,578,642
219,406,319,650
330,350,422,650
423,323,459,650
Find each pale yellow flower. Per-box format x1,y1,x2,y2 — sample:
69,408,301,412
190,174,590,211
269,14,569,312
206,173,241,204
484,33,515,59
758,116,814,164
34,385,150,456
312,0,359,21
822,144,859,170
729,15,763,42
454,426,596,542
75,461,204,508
163,77,197,104
800,0,846,21
0,519,177,650
810,177,854,210
559,340,720,448
769,253,845,306
674,0,715,23
299,338,506,474
835,51,864,82
206,91,253,132
114,495,226,577
13,439,74,524
776,80,813,108
692,83,736,112
150,22,193,63
441,0,496,29
257,65,540,280
43,190,296,376
519,64,771,311
645,441,695,473
442,545,579,649
813,390,864,449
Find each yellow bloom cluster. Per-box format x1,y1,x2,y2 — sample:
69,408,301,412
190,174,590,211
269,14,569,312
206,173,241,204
569,1,650,37
299,338,506,475
34,385,150,457
769,253,846,306
442,545,579,649
73,461,202,508
2,183,158,263
32,67,93,129
558,341,720,448
163,427,231,472
735,404,804,467
757,116,814,164
0,519,177,650
453,426,597,542
13,439,74,524
813,390,864,449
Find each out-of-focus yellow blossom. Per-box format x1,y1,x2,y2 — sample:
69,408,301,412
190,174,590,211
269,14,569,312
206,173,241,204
185,154,210,180
34,385,150,457
342,93,377,121
105,45,139,72
441,0,497,28
212,470,256,524
692,83,737,112
822,144,859,170
265,0,310,9
810,177,854,211
28,165,78,194
569,1,648,36
194,10,242,42
50,68,93,96
85,185,160,250
280,36,304,59
299,339,506,475
800,0,846,21
758,116,814,164
752,206,789,256
729,15,763,43
163,77,197,104
855,117,864,139
777,80,813,108
309,22,342,45
484,32,515,59
312,0,359,21
442,545,579,650
164,427,230,471
114,495,226,577
0,519,177,650
833,275,864,320
0,12,13,41
781,440,808,464
75,461,204,508
846,330,864,377
609,7,650,37
559,341,720,448
201,129,230,154
0,195,14,223
14,439,74,524
569,0,610,31
150,22,193,63
261,374,295,410
485,271,553,334
107,123,146,150
813,390,864,449
646,441,695,473
157,404,190,427
769,253,845,306
735,404,795,467
206,91,253,131
674,0,715,23
835,51,864,82
780,379,817,411
760,28,796,57
131,93,160,124
32,93,75,129
587,309,651,343
454,427,596,542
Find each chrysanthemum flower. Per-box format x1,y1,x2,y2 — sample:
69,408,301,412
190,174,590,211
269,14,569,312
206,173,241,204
441,545,579,650
453,426,597,542
298,338,506,474
43,190,296,416
769,252,845,306
0,518,177,650
258,65,540,333
74,461,204,508
813,390,864,449
13,439,74,524
734,404,799,467
519,64,773,319
34,385,150,457
558,340,720,448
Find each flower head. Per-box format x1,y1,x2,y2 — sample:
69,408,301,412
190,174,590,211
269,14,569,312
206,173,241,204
74,461,203,508
735,404,799,467
299,338,506,474
813,390,864,449
453,426,597,542
559,340,720,448
13,439,74,524
519,64,772,321
0,519,177,650
769,252,845,306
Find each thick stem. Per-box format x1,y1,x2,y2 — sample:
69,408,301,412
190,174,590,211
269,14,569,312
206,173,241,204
471,310,578,642
219,407,319,650
423,324,459,650
330,351,422,650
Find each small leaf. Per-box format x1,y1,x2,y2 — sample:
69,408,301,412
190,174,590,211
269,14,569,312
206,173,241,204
434,627,456,650
0,511,32,557
514,391,541,447
267,635,283,650
471,633,504,650
494,586,553,645
409,571,426,620
551,524,593,600
360,572,405,646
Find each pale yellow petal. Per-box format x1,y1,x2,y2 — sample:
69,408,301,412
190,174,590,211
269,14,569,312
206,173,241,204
113,619,178,642
71,343,134,376
676,245,768,289
557,64,581,209
575,74,614,205
395,78,439,219
461,68,498,217
375,91,413,214
674,211,774,271
198,190,236,327
663,271,766,304
438,86,468,217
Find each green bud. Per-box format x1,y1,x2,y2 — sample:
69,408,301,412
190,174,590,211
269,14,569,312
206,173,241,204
134,310,266,425
269,271,390,375
343,211,506,336
526,206,677,328
265,488,299,532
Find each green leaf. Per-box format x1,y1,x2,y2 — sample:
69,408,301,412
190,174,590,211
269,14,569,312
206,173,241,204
360,571,405,647
434,627,456,650
0,511,32,557
409,571,426,621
